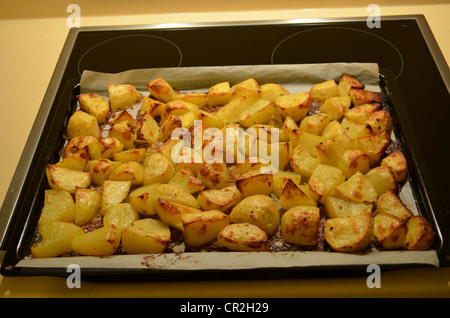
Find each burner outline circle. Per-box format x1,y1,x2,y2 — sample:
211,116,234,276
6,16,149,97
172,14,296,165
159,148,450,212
271,26,404,79
77,34,183,76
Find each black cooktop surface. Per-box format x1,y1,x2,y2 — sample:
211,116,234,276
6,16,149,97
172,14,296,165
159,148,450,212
2,15,450,276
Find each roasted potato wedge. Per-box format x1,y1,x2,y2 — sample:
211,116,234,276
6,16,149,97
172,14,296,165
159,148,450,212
77,93,110,124
373,213,407,250
181,210,231,246
404,216,435,251
72,225,121,256
217,223,269,252
121,218,171,254
281,206,321,247
197,185,242,212
108,84,141,111
46,164,91,194
66,110,100,140
38,190,75,226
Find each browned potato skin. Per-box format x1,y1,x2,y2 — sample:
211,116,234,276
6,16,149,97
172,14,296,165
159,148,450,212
281,206,321,247
404,216,435,251
217,223,269,252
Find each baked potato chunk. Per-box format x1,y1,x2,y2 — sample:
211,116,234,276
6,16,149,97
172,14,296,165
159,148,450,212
38,190,75,226
147,78,179,103
103,203,139,232
373,213,407,250
72,225,121,256
100,137,124,159
66,110,100,140
275,92,311,122
324,213,374,253
324,196,372,219
87,159,122,186
74,188,102,226
310,79,340,102
140,96,165,118
77,93,110,124
331,171,377,204
272,171,301,198
344,103,381,123
108,84,141,111
207,81,232,107
307,164,345,204
56,147,89,171
381,151,408,183
319,96,351,120
197,185,242,212
260,83,289,102
112,147,146,163
155,198,202,231
121,218,171,254
128,183,160,216
217,223,269,252
46,164,91,194
236,168,274,197
289,129,326,157
299,113,331,135
134,112,159,147
31,221,84,258
338,149,370,179
365,166,398,198
290,145,318,179
404,216,435,251
111,109,136,128
230,194,280,236
350,88,381,106
198,161,230,190
100,180,132,215
181,210,231,246
366,110,393,133
109,121,134,149
169,167,204,194
142,152,176,185
376,190,413,222
278,179,316,210
63,135,104,160
237,98,275,127
281,206,321,247
198,110,225,129
108,161,144,187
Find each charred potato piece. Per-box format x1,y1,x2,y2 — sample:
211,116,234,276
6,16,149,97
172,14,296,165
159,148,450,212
140,96,165,118
87,159,122,186
108,121,134,149
56,147,89,171
134,112,159,147
111,109,137,128
344,103,382,123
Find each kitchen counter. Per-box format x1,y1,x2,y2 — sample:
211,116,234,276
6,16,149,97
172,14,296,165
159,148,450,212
0,2,449,298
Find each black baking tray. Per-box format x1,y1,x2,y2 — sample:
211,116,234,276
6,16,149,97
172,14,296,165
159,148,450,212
1,17,449,280
0,67,447,280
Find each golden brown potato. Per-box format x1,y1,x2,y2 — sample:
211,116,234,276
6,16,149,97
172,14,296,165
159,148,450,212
100,137,124,159
134,112,159,147
366,110,393,134
38,190,75,226
331,170,377,204
155,198,202,231
278,179,316,210
237,98,275,127
71,225,121,256
103,203,139,232
63,135,104,160
299,113,331,135
376,190,414,222
128,183,160,216
231,78,261,101
142,152,176,185
56,147,89,171
350,88,381,106
198,110,225,129
169,167,204,194
215,96,257,125
338,149,371,179
108,161,144,187
87,159,122,186
307,164,345,204
108,121,134,149
289,129,326,157
111,109,137,128
279,116,298,142
381,151,408,183
365,166,398,198
324,213,374,253
260,83,289,102
272,171,301,198
121,218,171,254
281,206,321,247
177,92,208,108
324,196,372,219
275,92,311,122
290,145,318,180
163,100,199,121
207,81,232,107
46,164,91,194
108,84,142,111
404,216,435,251
66,110,100,140
373,213,407,250
181,210,231,246
235,168,274,197
147,78,179,103
74,188,102,226
31,221,84,258
321,120,345,140
77,93,110,124
217,223,269,252
140,96,165,119
197,185,243,212
319,96,351,120
341,117,373,139
310,79,340,102
112,147,146,163
101,180,132,215
197,161,230,190
315,139,342,167
230,194,280,236
344,103,382,123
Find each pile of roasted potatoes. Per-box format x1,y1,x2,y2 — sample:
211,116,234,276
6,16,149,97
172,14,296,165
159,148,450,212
31,72,435,258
